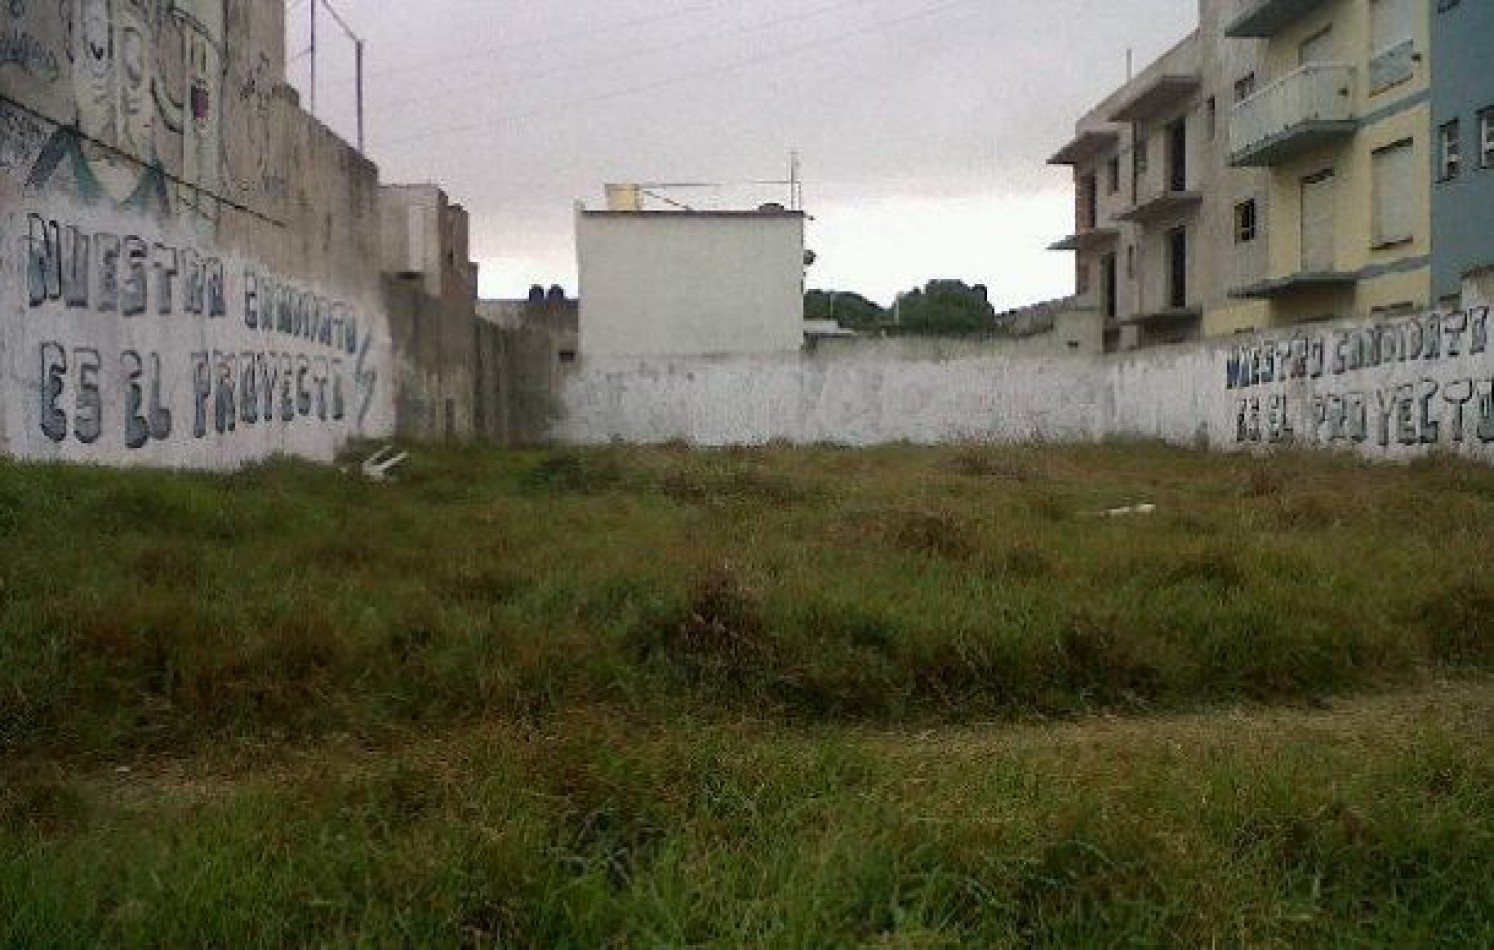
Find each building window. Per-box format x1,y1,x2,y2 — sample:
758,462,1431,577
1235,199,1258,243
1481,108,1494,168
1438,120,1462,181
1372,139,1416,246
1369,0,1416,92
1126,245,1135,279
1106,155,1120,194
1205,97,1217,140
1371,0,1415,53
1135,138,1148,177
1234,73,1256,103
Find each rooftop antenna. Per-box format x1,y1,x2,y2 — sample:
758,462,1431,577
1126,47,1134,82
789,150,803,211
307,0,368,153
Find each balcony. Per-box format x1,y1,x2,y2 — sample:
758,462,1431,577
1048,129,1120,166
1114,189,1201,225
1229,271,1358,300
1225,0,1331,38
1048,228,1119,252
1229,63,1356,167
1108,74,1201,123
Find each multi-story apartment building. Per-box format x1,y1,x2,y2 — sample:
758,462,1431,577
1224,0,1432,329
1049,0,1269,352
1430,0,1494,307
1050,0,1478,350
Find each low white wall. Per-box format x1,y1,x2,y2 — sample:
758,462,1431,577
554,305,1494,463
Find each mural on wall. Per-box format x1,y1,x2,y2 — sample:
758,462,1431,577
1226,308,1494,450
3,0,391,468
15,0,226,225
25,211,377,448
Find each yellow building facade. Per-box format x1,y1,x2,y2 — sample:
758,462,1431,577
1222,0,1432,331
1050,0,1437,349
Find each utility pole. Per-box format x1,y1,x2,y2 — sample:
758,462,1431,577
308,0,368,153
355,38,365,152
310,0,317,116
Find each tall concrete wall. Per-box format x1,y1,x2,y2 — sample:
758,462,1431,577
552,303,1494,464
1,0,394,469
478,296,577,446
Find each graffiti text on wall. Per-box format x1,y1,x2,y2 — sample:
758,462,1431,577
25,213,375,449
1226,309,1494,448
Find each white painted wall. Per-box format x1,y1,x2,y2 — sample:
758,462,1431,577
554,305,1494,464
2,196,395,470
1,0,396,470
577,211,806,358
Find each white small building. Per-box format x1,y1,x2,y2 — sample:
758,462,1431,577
576,205,807,359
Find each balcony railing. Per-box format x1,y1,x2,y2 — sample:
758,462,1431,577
1229,62,1356,167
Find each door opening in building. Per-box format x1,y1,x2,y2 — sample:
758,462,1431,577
1101,252,1118,319
1168,227,1188,309
1167,119,1188,192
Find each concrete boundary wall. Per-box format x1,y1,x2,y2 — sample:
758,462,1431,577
554,304,1494,464
1,0,395,470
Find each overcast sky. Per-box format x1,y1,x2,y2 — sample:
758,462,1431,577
289,0,1196,309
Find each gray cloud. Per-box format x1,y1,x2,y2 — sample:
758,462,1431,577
298,0,1196,300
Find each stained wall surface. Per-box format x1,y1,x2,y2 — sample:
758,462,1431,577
553,302,1494,464
1,0,394,469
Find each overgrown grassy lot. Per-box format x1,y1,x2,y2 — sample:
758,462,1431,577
2,442,1491,944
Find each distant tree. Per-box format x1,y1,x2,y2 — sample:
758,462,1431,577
890,280,995,335
804,289,885,331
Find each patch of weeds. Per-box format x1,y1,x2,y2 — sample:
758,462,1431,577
1054,608,1166,705
1023,489,1070,523
953,447,1039,483
1011,828,1167,941
1241,465,1285,498
1163,549,1247,593
890,508,975,561
653,455,817,506
438,563,525,606
0,778,89,837
1001,544,1055,581
523,449,628,494
1420,580,1494,667
643,564,774,683
1267,493,1337,531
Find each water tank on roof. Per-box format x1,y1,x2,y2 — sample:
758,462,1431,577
605,184,642,212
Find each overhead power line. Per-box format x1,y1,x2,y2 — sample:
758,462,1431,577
371,0,987,151
365,0,895,116
322,0,736,89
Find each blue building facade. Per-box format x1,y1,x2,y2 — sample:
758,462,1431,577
1432,0,1494,303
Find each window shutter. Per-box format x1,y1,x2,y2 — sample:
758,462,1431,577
1371,0,1414,53
1373,142,1415,245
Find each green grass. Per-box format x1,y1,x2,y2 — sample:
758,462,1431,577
1,442,1492,944
3,686,1490,946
